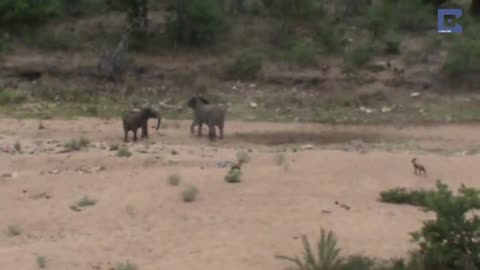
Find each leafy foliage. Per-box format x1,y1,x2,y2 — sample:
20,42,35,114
166,0,226,45
0,0,62,27
443,39,480,78
379,187,429,207
286,39,318,67
276,229,342,270
410,181,480,270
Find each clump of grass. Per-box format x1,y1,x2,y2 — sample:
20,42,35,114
7,224,22,237
383,31,401,54
116,261,137,270
0,89,28,106
276,229,342,270
379,187,429,207
168,173,181,186
236,151,250,164
64,137,90,151
182,186,199,202
443,39,480,78
224,169,242,183
274,153,286,166
36,256,47,268
14,141,21,153
126,205,136,218
117,146,132,158
76,196,97,207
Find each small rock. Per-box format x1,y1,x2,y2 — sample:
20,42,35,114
322,210,332,214
249,102,258,108
48,169,62,175
381,106,393,113
410,92,421,97
301,144,314,150
171,150,178,155
1,172,17,178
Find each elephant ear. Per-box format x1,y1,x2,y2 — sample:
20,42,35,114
187,97,197,109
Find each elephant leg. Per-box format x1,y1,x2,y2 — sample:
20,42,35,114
133,129,138,142
219,123,224,139
208,125,216,141
197,122,203,137
142,123,148,139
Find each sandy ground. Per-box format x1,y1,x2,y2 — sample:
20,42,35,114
1,118,480,270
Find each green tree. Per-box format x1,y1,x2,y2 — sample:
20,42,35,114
0,0,62,27
106,0,149,30
166,0,225,45
411,181,480,270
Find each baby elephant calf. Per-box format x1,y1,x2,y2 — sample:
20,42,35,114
187,96,226,141
122,107,161,143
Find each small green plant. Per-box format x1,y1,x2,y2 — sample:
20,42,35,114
224,169,241,183
379,187,429,207
384,32,401,54
64,137,90,151
182,185,199,202
274,153,286,166
126,205,136,218
36,256,47,268
276,229,342,270
76,196,97,207
286,39,317,67
7,224,22,236
116,261,137,270
225,48,264,80
236,151,250,163
14,141,21,153
117,147,132,158
168,173,181,186
0,89,28,105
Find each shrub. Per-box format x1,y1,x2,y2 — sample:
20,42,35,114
36,256,47,269
224,169,241,183
286,39,318,67
0,89,28,105
225,48,264,80
168,174,181,186
64,137,90,151
384,32,401,54
276,229,342,270
366,0,433,37
263,0,325,20
166,0,225,45
343,42,376,72
410,181,480,269
182,186,199,202
0,0,63,28
443,39,480,78
313,22,346,54
7,225,22,236
379,187,429,207
116,261,137,270
76,196,97,207
117,147,132,158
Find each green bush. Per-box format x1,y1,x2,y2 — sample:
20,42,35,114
263,0,325,20
379,187,429,207
343,42,376,72
0,0,63,28
224,169,241,183
366,0,433,37
286,39,318,67
313,22,346,54
166,0,226,45
443,39,480,78
225,48,264,80
410,181,480,269
0,90,27,105
384,32,401,54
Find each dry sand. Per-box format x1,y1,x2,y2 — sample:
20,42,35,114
1,118,480,270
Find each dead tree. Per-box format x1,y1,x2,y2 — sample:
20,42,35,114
96,21,139,82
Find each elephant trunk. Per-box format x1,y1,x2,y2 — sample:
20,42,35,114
156,115,162,130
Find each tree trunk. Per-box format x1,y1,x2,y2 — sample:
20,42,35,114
472,0,480,16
